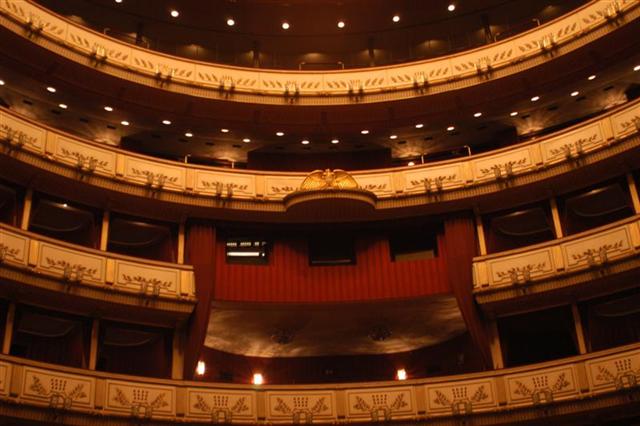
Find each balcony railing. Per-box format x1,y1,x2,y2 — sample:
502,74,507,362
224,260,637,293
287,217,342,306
0,344,636,423
473,214,640,294
0,223,195,303
1,99,639,215
0,0,637,103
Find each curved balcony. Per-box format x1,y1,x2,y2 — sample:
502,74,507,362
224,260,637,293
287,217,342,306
0,344,636,424
0,1,637,105
0,223,195,318
2,99,640,221
473,214,640,311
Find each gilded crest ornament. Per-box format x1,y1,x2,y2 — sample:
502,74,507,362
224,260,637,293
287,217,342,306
300,169,359,191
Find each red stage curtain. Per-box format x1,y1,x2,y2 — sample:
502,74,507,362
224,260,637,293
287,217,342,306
442,214,492,369
184,222,217,379
213,234,450,302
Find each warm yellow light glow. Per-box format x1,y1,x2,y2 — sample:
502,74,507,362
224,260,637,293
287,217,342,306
120,120,129,126
252,373,264,385
242,138,251,143
474,112,482,118
447,126,455,131
360,129,369,134
530,96,540,102
276,131,284,136
170,10,179,18
337,21,345,29
196,361,206,376
46,86,56,93
301,139,310,145
570,91,579,97
58,103,68,109
282,21,290,30
415,123,424,128
588,74,596,80
227,18,235,27
510,111,518,117
447,4,456,12
185,132,193,138
396,369,407,380
392,15,400,23
389,134,398,139
221,128,230,133
407,161,415,167
331,139,339,144
162,119,172,125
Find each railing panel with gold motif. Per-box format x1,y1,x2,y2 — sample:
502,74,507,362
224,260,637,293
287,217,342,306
0,1,637,102
0,223,196,301
1,99,640,213
472,215,640,292
0,344,637,423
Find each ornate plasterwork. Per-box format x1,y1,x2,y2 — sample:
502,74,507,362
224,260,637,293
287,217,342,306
300,169,359,191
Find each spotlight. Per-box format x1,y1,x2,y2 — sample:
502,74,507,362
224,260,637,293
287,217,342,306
46,86,56,93
221,128,230,133
185,132,193,137
242,138,251,143
447,4,456,12
392,15,400,23
301,139,310,145
282,21,290,30
360,129,369,134
0,79,4,86
396,369,408,380
447,126,455,131
331,139,339,144
276,131,284,136
170,9,179,18
252,373,264,385
227,18,235,26
120,120,129,126
162,119,172,125
196,361,205,376
58,103,68,109
570,91,579,97
415,123,424,129
389,134,398,140
115,0,122,3
588,74,596,80
337,21,345,28
634,65,640,72
530,96,540,102
104,106,114,112
510,111,518,117
473,112,482,118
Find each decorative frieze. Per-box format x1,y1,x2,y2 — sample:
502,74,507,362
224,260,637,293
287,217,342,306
187,389,256,422
506,367,578,406
346,387,414,421
425,379,497,415
20,367,94,410
267,392,335,423
106,381,175,418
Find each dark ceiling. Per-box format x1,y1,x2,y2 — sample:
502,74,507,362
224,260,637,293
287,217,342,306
35,0,588,69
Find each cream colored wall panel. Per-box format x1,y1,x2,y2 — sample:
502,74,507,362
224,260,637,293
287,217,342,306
472,148,534,182
562,225,633,269
53,135,117,175
194,170,256,198
123,157,186,190
264,176,305,198
20,366,94,410
36,242,106,284
611,102,640,137
540,122,605,164
486,248,555,286
345,386,415,420
0,111,46,153
352,173,395,196
266,391,336,422
105,380,176,417
505,366,578,406
585,348,640,393
0,227,29,266
186,388,257,422
0,362,11,396
114,260,180,296
424,379,498,415
402,164,465,194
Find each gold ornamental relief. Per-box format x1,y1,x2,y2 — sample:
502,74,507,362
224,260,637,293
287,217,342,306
300,169,359,191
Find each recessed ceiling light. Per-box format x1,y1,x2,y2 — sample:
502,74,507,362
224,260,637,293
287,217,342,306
185,132,193,137
634,65,640,72
447,4,456,12
510,111,518,117
392,15,400,23
530,95,540,102
447,126,455,131
220,128,229,133
389,134,398,139
62,203,68,208
0,79,4,86
570,91,580,97
170,9,179,18
407,161,415,167
242,138,251,143
58,103,68,109
104,105,114,112
227,18,235,26
276,131,284,137
46,86,56,93
331,139,339,144
415,123,424,129
162,119,172,125
337,21,345,28
282,21,290,30
473,112,482,118
360,129,369,134
301,139,310,145
120,120,129,126
115,0,122,3
588,74,596,80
